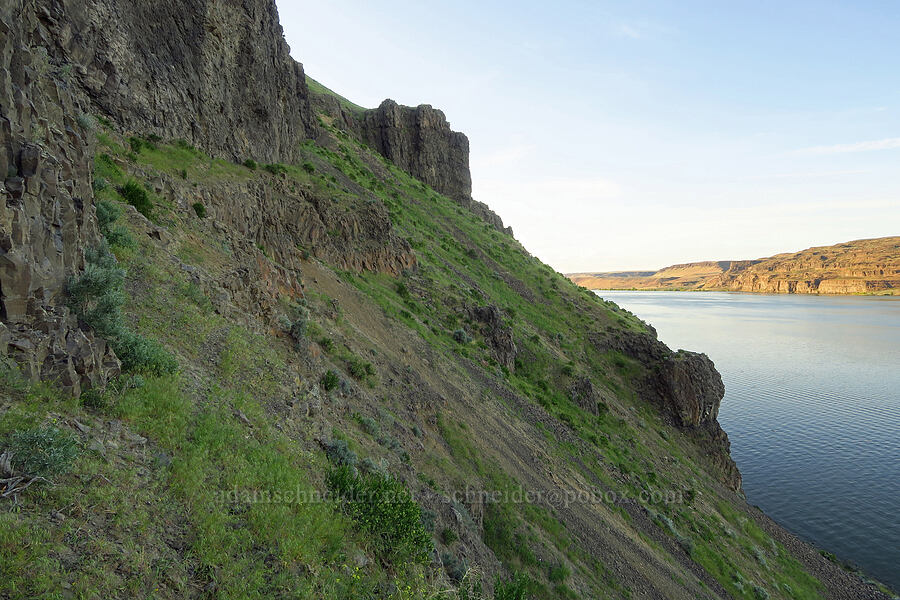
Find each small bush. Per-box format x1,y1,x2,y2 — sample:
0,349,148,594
301,161,315,173
548,563,570,583
420,508,436,532
288,305,309,345
119,180,153,218
263,163,288,176
96,199,135,248
752,584,770,600
319,338,334,353
67,245,126,339
105,225,135,249
179,168,188,179
243,158,258,170
395,281,410,299
441,527,458,545
5,427,78,478
346,356,374,380
442,551,468,583
359,457,387,476
321,369,340,392
355,414,380,436
96,199,122,232
323,439,358,467
452,328,472,344
192,202,206,218
80,388,108,410
76,113,96,132
114,330,178,376
67,245,176,375
128,137,144,153
494,573,530,600
327,465,433,564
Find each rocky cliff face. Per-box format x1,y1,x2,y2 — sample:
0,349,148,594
0,0,323,390
592,327,742,489
570,237,900,295
1,4,120,394
360,100,472,202
350,99,511,234
37,0,316,162
708,239,900,294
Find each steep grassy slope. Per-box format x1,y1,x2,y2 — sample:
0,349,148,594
569,238,900,295
1,115,893,600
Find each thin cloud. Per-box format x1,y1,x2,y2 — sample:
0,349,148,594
612,20,675,40
801,137,900,155
617,24,642,39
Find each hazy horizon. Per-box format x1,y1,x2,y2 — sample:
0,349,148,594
276,0,900,272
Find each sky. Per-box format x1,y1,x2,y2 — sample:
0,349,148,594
276,0,900,272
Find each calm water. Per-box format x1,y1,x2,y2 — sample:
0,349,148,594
596,291,900,591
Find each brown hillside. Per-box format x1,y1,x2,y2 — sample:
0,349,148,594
569,237,900,295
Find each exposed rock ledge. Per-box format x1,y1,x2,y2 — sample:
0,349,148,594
593,328,742,490
316,96,513,235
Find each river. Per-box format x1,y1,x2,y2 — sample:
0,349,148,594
596,291,900,591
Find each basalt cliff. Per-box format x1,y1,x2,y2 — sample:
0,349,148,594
569,237,900,295
0,1,892,599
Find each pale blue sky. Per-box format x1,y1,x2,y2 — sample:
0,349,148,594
277,1,900,272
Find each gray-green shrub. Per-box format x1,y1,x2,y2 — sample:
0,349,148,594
67,244,176,375
5,427,78,478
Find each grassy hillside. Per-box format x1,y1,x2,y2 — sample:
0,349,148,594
0,113,892,600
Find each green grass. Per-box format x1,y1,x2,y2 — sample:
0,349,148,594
0,115,839,600
306,75,368,115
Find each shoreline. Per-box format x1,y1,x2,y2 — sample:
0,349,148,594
587,288,898,297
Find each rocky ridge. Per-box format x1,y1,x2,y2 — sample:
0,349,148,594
312,92,513,235
569,237,900,294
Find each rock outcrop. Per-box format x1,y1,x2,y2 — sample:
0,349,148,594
358,99,512,234
655,350,724,427
467,304,516,370
593,329,741,489
30,0,316,163
361,100,471,202
1,0,322,391
146,167,416,278
1,5,120,394
569,376,600,415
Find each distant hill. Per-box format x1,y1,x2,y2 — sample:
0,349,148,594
569,237,900,295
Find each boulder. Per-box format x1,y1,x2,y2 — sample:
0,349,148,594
468,304,516,370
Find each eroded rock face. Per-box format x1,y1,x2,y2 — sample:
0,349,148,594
593,328,741,489
359,100,512,234
1,0,324,391
148,169,416,279
361,100,471,201
1,9,120,394
569,376,599,415
36,0,316,163
657,350,724,427
467,304,516,370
